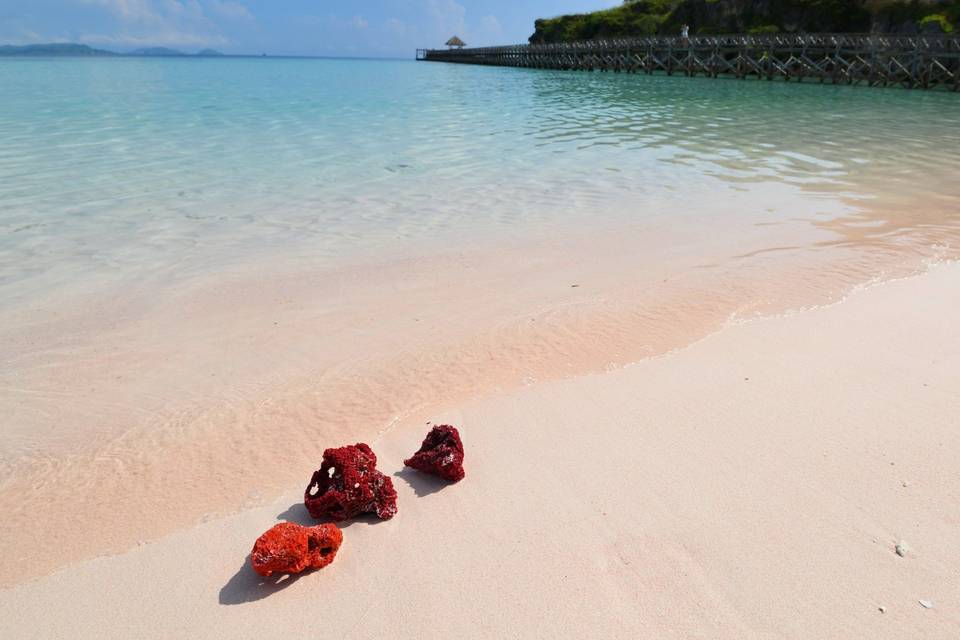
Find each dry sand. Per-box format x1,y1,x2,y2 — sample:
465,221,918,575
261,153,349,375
1,263,958,639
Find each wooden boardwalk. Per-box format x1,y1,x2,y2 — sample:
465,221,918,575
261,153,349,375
417,34,960,91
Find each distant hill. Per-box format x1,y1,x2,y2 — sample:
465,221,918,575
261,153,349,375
0,43,234,58
0,43,116,57
127,47,187,57
530,0,960,43
128,47,227,57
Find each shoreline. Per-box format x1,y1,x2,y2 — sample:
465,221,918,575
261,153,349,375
2,260,958,638
0,204,957,586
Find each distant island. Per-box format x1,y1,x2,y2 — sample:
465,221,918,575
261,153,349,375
530,0,959,43
0,43,116,57
127,47,188,57
0,43,227,57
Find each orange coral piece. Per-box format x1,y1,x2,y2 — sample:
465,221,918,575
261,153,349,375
250,522,343,577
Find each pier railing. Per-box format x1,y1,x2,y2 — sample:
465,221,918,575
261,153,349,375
418,34,960,90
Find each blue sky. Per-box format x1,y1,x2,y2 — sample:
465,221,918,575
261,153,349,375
0,1,615,56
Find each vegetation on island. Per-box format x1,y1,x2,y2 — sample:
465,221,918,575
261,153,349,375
529,0,960,42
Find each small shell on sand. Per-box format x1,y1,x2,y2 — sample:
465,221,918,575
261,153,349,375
895,541,909,557
919,600,934,609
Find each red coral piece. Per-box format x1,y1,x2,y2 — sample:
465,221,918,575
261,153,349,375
404,425,465,482
250,522,343,577
304,443,398,521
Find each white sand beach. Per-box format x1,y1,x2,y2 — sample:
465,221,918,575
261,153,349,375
2,262,957,639
3,17,960,640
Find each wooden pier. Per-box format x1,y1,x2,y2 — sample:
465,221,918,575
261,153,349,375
417,34,960,91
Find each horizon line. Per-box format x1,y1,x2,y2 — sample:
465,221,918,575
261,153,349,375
0,42,414,61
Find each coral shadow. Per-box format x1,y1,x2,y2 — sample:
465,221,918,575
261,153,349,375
275,502,387,528
393,467,449,497
274,502,315,526
218,558,307,605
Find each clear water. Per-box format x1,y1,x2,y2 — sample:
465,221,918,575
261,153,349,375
2,57,959,309
2,57,960,585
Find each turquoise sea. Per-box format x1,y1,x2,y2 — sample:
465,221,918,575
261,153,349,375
2,57,959,308
1,57,960,585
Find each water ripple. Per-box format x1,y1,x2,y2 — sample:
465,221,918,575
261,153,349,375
1,58,958,306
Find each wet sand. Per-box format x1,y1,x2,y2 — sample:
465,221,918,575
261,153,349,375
1,262,958,639
2,199,957,587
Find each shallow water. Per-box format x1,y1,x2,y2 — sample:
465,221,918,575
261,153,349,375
1,57,959,585
2,58,958,304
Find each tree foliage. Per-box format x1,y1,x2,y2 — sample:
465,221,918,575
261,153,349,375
529,0,960,43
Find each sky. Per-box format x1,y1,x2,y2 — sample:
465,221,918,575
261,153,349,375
0,1,616,57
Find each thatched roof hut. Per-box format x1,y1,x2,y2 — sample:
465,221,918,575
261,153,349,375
446,36,466,49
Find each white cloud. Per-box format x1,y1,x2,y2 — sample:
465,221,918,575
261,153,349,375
80,0,158,22
0,28,49,45
209,0,253,22
74,0,252,48
480,15,502,35
420,2,503,48
385,19,409,36
79,30,227,47
427,0,466,38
